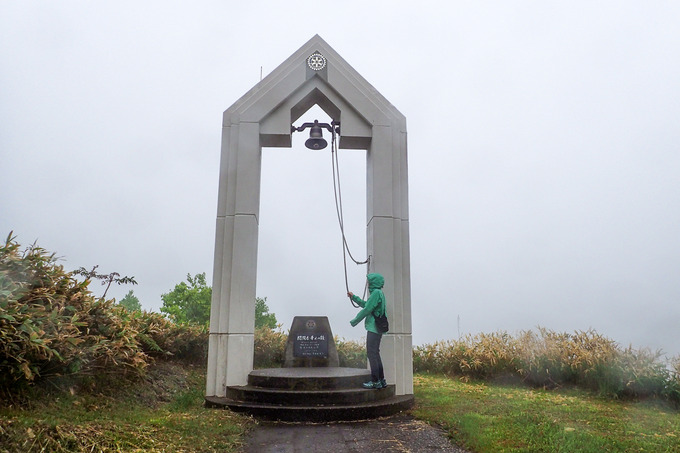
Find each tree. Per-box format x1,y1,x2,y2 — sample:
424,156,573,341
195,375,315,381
255,297,277,329
160,273,278,329
119,290,141,312
161,273,212,326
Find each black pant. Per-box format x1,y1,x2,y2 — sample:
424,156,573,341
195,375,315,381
366,331,384,382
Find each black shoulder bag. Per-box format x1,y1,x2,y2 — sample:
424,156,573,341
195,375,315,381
373,301,389,334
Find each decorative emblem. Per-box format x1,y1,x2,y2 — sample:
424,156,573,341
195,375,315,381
307,52,327,71
306,319,317,329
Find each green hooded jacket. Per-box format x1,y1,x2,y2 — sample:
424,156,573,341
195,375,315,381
350,273,387,334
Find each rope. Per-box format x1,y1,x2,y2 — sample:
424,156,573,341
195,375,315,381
330,127,370,307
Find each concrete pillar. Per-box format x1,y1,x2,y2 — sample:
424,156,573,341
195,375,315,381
367,125,412,395
206,121,261,397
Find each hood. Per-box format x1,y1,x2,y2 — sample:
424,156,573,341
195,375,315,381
367,273,385,291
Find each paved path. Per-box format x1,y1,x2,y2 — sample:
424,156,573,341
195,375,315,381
242,414,470,453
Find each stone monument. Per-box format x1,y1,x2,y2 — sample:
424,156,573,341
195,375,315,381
205,35,413,404
284,316,339,368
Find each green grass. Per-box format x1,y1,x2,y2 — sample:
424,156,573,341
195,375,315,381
413,373,680,452
0,364,254,452
4,366,679,452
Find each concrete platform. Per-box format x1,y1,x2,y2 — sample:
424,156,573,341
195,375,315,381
247,367,371,389
205,367,415,422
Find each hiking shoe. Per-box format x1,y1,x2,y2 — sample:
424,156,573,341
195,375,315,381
379,379,387,388
363,381,380,389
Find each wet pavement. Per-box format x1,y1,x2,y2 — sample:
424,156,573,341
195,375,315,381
241,414,470,453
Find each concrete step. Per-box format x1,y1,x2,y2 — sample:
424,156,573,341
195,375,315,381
247,367,371,390
206,367,414,422
205,394,415,422
227,384,396,405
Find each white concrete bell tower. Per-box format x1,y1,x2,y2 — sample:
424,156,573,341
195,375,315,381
206,35,413,397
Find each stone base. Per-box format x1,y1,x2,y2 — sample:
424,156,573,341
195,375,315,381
205,367,414,422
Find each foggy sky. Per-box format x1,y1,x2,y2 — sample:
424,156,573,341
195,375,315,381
1,1,679,358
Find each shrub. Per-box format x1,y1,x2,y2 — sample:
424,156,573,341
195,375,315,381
414,332,519,379
132,310,208,363
515,328,619,389
252,329,368,369
414,327,680,402
611,347,668,398
0,234,209,397
0,234,147,389
336,337,366,368
665,356,680,407
253,326,286,368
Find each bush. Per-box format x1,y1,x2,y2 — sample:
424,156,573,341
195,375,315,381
414,327,680,402
132,310,208,363
253,326,287,368
516,328,619,389
414,331,519,379
665,356,680,407
252,329,368,369
0,234,147,389
0,234,208,396
336,337,367,368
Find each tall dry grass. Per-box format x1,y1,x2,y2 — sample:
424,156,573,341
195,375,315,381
414,327,680,403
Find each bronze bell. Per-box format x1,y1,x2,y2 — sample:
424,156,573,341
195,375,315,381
305,120,328,150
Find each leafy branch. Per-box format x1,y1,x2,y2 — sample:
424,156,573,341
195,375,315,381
73,265,137,299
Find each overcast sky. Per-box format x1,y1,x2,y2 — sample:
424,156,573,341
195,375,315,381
2,1,679,358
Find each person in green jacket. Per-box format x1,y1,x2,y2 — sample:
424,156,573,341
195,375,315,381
348,273,387,389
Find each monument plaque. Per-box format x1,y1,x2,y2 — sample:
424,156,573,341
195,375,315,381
294,332,329,358
284,316,339,367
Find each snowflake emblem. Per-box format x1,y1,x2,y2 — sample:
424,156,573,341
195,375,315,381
307,53,327,71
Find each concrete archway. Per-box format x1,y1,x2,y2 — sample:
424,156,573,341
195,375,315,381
206,35,413,397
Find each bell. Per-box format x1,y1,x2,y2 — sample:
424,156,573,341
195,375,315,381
305,121,328,150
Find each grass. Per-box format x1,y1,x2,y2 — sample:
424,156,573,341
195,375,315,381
0,363,254,452
413,373,680,452
3,365,679,452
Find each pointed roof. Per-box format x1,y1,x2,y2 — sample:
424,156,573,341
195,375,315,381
223,35,405,149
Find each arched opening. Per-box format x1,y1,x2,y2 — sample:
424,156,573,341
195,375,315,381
258,105,369,341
